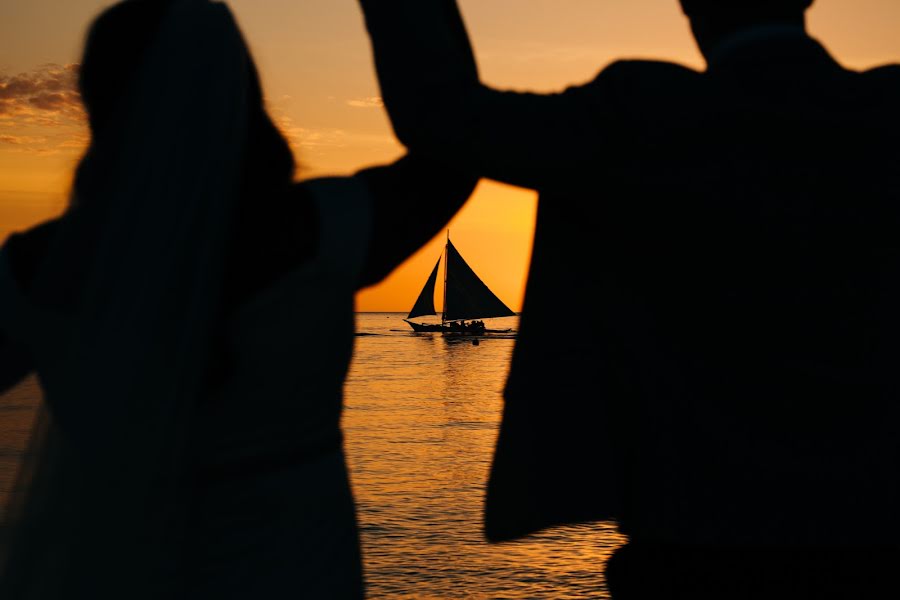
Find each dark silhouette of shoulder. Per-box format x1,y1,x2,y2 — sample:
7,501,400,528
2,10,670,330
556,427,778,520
600,58,702,88
5,220,59,289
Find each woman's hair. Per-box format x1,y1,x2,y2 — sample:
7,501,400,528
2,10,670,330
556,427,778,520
73,0,296,206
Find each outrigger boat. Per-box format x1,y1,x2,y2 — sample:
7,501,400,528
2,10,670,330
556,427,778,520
404,233,516,335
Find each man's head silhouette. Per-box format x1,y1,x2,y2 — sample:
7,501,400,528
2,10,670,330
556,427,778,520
680,0,815,59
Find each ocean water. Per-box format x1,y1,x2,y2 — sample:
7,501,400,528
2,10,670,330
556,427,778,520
0,312,626,599
347,313,625,599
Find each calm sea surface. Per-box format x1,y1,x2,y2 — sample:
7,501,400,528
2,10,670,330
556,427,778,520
348,313,624,599
0,312,625,598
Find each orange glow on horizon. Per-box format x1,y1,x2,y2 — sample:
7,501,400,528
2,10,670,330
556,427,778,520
356,180,538,313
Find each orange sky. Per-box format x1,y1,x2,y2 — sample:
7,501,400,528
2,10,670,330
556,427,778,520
2,0,900,310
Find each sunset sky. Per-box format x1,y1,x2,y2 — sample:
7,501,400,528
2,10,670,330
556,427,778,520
2,0,900,311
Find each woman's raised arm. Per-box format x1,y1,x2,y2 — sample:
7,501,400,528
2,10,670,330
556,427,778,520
356,154,478,288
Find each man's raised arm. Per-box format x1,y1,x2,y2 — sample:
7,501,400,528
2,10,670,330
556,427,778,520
358,0,478,146
358,0,619,189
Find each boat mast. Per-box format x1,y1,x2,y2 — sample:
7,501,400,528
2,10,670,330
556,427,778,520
442,230,449,325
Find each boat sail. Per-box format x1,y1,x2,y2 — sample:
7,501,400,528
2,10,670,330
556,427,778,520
405,233,516,333
407,258,441,320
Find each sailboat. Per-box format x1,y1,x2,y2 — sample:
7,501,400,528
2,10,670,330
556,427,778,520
404,233,516,334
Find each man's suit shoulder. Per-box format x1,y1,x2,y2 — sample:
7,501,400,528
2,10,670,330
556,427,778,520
575,59,703,113
590,59,701,92
860,63,900,87
575,59,703,129
840,64,900,110
603,59,701,78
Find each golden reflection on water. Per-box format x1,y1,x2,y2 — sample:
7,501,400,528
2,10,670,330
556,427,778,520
0,376,40,512
0,315,627,598
345,314,626,599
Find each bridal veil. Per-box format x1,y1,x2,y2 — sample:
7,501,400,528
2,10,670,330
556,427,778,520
0,1,252,596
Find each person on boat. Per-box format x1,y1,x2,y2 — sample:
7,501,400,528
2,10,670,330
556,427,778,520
0,1,475,598
358,0,900,597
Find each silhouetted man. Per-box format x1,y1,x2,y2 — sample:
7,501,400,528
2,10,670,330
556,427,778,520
358,1,900,596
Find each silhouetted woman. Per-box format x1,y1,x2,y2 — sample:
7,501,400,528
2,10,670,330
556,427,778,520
0,1,474,598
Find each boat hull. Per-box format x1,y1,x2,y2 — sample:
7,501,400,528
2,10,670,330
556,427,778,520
404,320,512,335
405,320,445,333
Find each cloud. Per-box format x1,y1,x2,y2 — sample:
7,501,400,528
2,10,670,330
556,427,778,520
273,113,394,151
0,134,48,146
273,114,352,152
266,110,400,176
0,63,83,118
0,64,86,155
346,96,384,109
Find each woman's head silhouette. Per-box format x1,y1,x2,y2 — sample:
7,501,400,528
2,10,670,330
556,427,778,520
75,0,295,206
